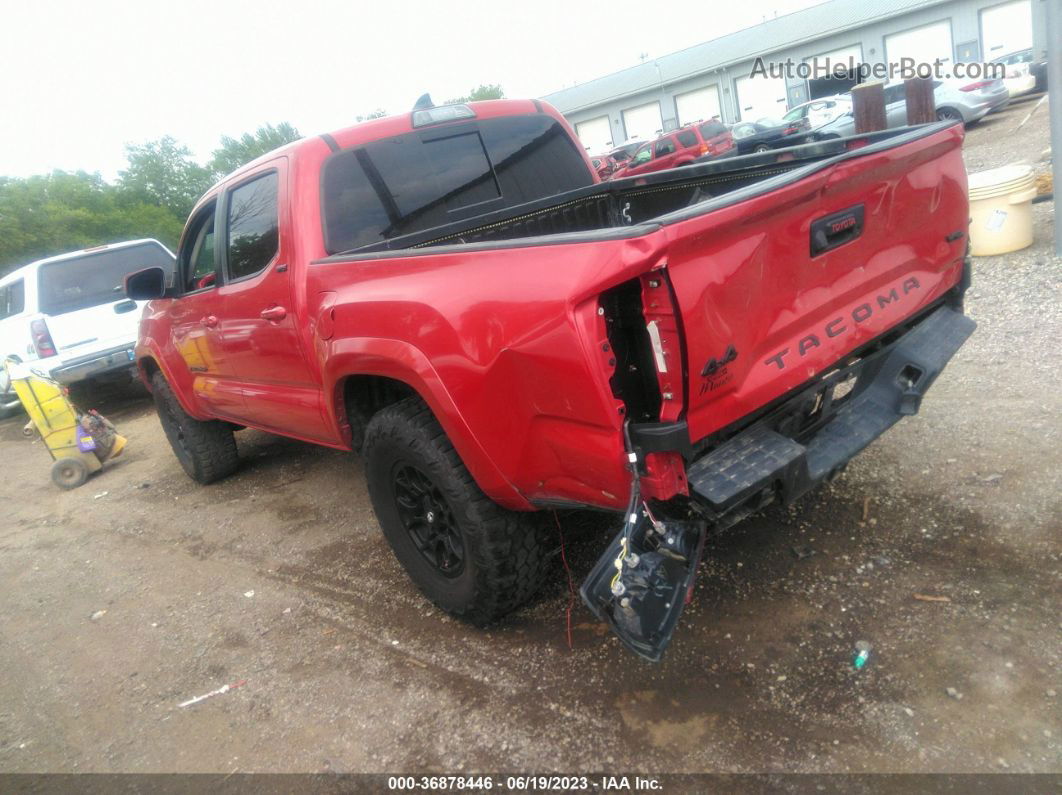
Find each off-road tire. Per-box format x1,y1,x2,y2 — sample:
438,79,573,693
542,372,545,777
152,372,238,484
363,398,549,625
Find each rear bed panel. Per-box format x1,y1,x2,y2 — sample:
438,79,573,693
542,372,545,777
662,125,968,444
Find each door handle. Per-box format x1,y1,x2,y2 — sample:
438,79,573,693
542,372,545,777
200,315,219,328
260,305,287,322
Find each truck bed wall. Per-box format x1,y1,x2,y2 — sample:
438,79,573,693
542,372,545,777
327,134,912,257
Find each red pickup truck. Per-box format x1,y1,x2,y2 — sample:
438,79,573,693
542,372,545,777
127,98,974,660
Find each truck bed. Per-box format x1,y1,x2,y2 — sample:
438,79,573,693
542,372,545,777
321,126,948,258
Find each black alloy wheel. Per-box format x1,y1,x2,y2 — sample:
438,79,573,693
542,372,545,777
392,463,464,577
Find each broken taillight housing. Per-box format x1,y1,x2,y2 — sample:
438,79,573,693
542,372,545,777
959,80,994,92
30,318,57,358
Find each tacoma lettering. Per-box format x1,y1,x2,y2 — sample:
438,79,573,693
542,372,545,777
764,277,922,370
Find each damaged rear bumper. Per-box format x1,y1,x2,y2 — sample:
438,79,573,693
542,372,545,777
581,304,975,661
685,305,975,522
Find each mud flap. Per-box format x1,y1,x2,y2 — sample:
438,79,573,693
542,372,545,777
580,511,706,662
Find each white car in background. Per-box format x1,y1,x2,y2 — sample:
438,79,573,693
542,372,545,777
990,50,1038,99
0,239,175,417
804,79,1010,140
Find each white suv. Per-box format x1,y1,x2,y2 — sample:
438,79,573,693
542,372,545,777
0,239,175,417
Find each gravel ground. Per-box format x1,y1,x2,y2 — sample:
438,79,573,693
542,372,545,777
0,98,1058,778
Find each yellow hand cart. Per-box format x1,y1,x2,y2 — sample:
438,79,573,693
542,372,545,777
4,359,127,489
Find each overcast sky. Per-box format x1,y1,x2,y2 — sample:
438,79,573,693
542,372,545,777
1,0,824,180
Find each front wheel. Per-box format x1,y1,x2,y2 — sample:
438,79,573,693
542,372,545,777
363,398,549,625
152,372,238,484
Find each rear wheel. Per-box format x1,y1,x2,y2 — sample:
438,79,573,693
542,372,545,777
51,457,89,490
936,107,963,123
363,398,549,625
152,372,238,484
753,143,771,153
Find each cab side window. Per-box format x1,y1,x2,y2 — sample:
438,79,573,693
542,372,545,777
180,203,218,293
226,172,279,281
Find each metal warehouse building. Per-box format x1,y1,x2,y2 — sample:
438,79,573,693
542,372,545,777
541,0,1049,154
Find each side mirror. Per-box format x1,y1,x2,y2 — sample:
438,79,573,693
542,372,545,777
124,267,169,300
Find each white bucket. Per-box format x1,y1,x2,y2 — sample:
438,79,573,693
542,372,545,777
967,164,1037,256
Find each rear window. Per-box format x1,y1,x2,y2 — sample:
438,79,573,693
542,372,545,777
0,279,25,320
37,242,175,316
322,114,594,253
676,130,697,147
698,121,727,139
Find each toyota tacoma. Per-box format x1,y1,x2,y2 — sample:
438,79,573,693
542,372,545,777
127,98,975,660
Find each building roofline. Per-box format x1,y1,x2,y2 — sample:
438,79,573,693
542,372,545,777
541,0,950,116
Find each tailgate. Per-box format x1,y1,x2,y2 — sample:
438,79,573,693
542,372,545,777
45,301,143,358
662,125,969,443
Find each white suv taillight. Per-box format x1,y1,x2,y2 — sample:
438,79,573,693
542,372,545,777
30,318,57,358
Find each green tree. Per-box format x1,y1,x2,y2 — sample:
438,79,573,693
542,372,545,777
445,84,505,104
209,122,302,177
117,136,213,221
356,109,388,122
0,171,184,276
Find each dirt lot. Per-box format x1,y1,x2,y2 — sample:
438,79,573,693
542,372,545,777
1,99,1058,776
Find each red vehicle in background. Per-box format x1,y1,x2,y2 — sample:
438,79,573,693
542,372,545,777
590,153,620,180
613,120,734,178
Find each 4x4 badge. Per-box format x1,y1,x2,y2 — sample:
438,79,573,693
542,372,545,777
701,344,738,377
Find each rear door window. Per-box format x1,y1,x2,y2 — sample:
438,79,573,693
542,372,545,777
226,172,279,281
37,243,175,315
676,130,697,147
0,279,25,319
321,114,593,253
698,121,727,139
654,137,676,158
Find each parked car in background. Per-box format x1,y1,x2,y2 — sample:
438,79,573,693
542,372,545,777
0,240,175,416
991,48,1044,96
782,96,852,132
813,79,1009,139
590,153,621,180
606,140,644,167
612,120,734,178
728,117,814,154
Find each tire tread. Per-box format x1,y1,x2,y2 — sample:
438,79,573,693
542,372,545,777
364,398,549,625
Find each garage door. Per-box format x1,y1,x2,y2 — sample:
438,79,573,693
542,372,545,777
981,0,1032,59
674,85,721,127
805,44,864,99
734,74,788,121
621,101,662,142
885,21,953,72
574,116,613,155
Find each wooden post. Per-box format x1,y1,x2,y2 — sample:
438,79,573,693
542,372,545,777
904,77,936,125
852,82,886,133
